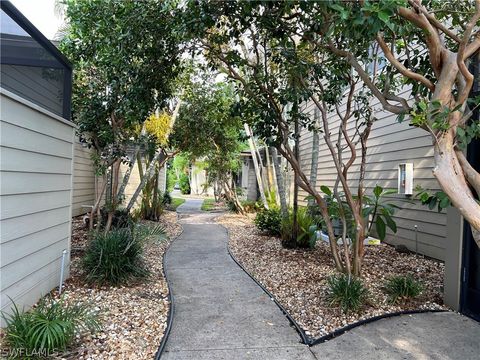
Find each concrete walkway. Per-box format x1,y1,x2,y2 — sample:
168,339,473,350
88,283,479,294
161,197,480,360
161,198,315,359
311,311,480,360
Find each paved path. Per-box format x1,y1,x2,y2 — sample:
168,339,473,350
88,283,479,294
162,198,480,360
310,311,480,360
161,198,316,359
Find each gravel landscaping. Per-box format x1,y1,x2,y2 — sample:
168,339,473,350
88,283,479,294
54,211,181,359
217,213,446,339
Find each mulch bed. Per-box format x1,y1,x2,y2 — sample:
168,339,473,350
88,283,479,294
217,213,446,339
54,211,181,359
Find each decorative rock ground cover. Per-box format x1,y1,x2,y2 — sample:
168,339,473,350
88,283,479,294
53,211,181,359
217,213,446,339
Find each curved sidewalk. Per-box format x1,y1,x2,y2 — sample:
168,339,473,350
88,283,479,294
161,198,480,359
161,198,315,359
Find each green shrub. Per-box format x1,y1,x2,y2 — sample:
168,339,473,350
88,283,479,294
327,274,369,313
226,199,238,212
241,200,263,213
280,207,318,248
384,275,423,303
2,297,99,355
83,228,149,285
254,208,282,236
162,191,172,205
100,207,134,229
178,173,191,194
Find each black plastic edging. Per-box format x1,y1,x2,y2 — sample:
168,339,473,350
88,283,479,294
154,215,184,360
221,225,309,345
221,223,449,347
308,308,448,346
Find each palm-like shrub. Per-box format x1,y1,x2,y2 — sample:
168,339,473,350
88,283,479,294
83,227,149,285
327,274,369,313
384,275,423,303
280,207,318,248
254,207,282,236
2,297,99,354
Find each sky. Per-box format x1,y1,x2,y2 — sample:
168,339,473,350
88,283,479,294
10,0,63,40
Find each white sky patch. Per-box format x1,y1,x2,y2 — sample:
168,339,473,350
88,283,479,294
10,0,63,40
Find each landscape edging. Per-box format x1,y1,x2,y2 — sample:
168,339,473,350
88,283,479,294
154,213,184,360
220,219,449,347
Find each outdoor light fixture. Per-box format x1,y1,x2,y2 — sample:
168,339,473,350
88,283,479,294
398,163,413,195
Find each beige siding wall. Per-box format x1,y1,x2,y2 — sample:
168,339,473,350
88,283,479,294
0,90,75,319
298,97,446,261
190,163,215,196
72,149,168,216
72,140,96,216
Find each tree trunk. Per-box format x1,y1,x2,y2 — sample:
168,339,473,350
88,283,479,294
89,175,107,231
308,128,320,207
105,158,121,232
271,147,288,216
116,147,139,204
126,151,172,212
244,124,269,208
434,129,480,246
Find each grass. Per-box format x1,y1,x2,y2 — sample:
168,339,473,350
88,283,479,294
384,275,423,304
327,273,369,313
201,198,217,211
170,197,186,210
2,297,100,355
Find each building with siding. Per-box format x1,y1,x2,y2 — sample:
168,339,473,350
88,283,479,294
71,144,168,217
298,99,448,260
0,1,74,321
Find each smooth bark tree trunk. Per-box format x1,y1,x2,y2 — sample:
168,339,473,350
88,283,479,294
244,124,269,208
308,129,320,207
126,151,171,212
116,147,139,204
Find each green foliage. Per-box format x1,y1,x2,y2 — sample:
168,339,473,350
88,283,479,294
254,208,282,236
133,191,164,221
178,173,191,195
415,185,451,212
2,297,99,355
100,208,134,230
384,275,423,304
281,207,318,249
169,197,186,211
61,0,181,179
327,274,369,313
240,200,263,213
83,227,154,285
363,185,400,240
162,192,172,205
226,199,239,213
201,198,217,211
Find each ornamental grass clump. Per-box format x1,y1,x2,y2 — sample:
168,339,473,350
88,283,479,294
327,274,369,313
384,275,423,304
2,297,99,356
82,226,157,286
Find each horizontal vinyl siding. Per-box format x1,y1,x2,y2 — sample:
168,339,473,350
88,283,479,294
298,95,446,261
72,139,96,216
0,91,74,320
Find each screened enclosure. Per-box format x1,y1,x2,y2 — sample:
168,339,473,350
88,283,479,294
0,1,71,119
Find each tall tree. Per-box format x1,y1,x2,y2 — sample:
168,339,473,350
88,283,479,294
270,0,480,246
62,0,181,230
181,1,378,274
